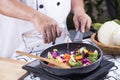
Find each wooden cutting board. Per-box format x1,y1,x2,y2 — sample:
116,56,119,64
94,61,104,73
0,57,28,80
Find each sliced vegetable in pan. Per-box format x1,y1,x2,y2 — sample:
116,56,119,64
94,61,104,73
47,46,99,67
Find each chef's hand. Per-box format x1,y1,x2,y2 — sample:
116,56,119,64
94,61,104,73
73,12,92,33
32,13,62,43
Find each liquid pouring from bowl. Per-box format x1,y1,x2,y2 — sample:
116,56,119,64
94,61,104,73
16,51,71,68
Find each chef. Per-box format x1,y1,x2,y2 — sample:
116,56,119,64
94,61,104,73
0,0,91,59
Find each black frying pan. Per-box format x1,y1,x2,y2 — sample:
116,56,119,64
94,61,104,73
40,42,103,76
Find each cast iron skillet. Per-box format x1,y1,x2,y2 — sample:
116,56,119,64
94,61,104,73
40,42,103,76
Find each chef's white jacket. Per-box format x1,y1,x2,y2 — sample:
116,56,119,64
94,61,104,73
0,0,71,58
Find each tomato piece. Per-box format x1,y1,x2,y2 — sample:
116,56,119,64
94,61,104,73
63,53,71,60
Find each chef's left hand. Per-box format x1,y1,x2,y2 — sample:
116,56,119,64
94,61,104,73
73,12,92,33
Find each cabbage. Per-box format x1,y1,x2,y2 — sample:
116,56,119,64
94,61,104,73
98,21,120,45
114,19,120,25
51,51,59,58
82,58,91,64
113,27,120,46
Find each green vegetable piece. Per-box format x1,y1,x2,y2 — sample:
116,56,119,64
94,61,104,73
68,59,82,67
89,54,98,59
89,51,98,60
87,57,96,63
94,53,98,59
47,52,54,60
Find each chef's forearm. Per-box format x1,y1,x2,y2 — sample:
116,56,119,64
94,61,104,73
0,0,38,22
71,0,86,14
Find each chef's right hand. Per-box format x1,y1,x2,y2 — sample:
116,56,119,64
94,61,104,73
32,12,62,43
